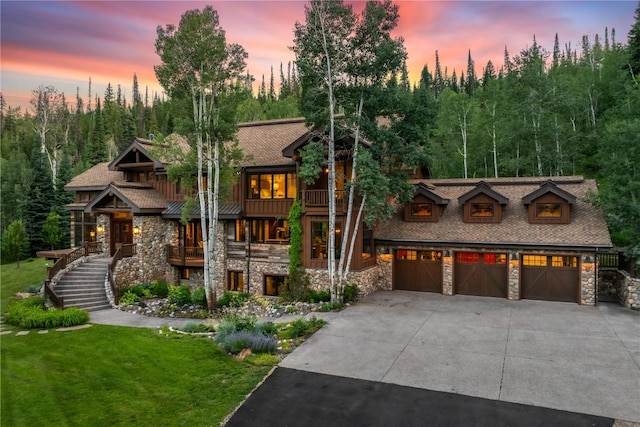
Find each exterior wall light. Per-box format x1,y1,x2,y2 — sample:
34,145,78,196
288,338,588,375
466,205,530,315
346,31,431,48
133,226,141,236
97,225,105,233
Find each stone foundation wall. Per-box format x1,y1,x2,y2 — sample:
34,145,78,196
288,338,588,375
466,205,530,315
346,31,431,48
508,258,520,300
114,216,176,287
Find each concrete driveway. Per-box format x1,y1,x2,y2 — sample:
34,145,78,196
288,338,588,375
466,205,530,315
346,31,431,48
280,291,640,422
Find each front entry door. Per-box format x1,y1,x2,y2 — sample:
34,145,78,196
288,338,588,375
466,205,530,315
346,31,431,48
111,220,133,256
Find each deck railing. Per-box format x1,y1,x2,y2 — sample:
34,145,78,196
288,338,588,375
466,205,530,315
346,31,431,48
166,245,205,266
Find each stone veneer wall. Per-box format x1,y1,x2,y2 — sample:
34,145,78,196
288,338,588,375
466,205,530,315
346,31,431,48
226,257,383,299
617,270,640,309
114,216,177,287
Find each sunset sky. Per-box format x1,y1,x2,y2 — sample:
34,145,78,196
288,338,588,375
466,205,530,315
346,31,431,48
1,1,636,113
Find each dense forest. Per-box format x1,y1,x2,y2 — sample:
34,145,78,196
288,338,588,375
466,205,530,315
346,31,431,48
1,6,639,263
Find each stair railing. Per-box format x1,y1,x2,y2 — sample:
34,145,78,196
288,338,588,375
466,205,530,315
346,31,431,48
44,241,106,309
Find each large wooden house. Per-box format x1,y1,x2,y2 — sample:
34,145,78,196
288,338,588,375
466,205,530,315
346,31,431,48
64,117,612,305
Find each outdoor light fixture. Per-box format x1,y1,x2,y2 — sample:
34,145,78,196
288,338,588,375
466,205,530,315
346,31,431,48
443,250,451,258
133,226,141,236
97,225,104,233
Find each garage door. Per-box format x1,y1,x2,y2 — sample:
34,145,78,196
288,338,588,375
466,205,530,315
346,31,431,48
454,252,508,297
521,255,579,303
394,250,442,292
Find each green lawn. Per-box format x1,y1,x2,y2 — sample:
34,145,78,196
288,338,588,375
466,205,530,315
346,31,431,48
1,325,271,426
1,258,273,426
1,257,48,312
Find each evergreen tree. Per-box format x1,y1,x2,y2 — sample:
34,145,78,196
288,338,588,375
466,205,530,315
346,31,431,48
465,50,476,95
434,50,444,98
87,98,107,165
27,146,54,254
553,33,560,68
269,66,276,101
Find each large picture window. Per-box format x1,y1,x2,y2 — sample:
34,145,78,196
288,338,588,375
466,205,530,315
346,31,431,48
73,211,97,246
250,218,289,243
248,172,296,200
311,221,341,259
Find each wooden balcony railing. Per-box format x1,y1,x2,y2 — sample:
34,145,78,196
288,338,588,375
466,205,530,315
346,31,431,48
166,245,205,267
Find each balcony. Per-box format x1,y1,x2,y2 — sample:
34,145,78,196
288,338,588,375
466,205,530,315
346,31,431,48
166,245,204,267
302,190,360,212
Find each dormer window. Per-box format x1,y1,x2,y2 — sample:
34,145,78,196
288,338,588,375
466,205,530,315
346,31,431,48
536,202,562,218
523,180,575,224
470,203,494,218
404,183,449,223
411,203,433,218
458,182,508,224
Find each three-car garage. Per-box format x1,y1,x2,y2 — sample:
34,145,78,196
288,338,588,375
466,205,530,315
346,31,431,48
392,249,581,303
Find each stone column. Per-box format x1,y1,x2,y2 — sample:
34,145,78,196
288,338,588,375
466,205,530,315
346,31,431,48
508,253,520,300
442,250,453,295
580,254,596,306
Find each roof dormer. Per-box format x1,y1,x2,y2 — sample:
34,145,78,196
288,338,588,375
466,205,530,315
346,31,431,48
404,182,449,222
522,180,576,224
458,181,509,223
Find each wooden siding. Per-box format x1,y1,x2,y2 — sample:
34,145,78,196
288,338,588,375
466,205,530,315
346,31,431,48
244,199,293,217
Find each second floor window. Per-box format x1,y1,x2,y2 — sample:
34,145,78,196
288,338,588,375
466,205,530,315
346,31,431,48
248,172,296,199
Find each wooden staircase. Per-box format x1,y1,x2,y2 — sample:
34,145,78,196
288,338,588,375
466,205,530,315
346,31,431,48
54,258,112,311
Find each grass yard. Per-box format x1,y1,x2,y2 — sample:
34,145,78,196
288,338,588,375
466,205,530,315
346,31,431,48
1,324,271,426
1,257,48,312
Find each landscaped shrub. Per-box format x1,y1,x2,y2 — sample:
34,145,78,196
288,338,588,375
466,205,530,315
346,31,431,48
191,287,207,307
308,289,331,303
152,280,169,298
279,316,326,339
119,291,140,305
222,331,277,354
320,301,344,312
280,267,310,302
217,291,250,308
5,297,89,329
254,321,277,337
342,283,358,303
168,285,191,306
214,314,257,344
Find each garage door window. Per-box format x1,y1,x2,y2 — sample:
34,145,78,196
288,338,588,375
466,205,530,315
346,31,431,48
483,253,507,264
551,256,577,267
456,252,479,263
420,251,441,261
523,255,547,266
397,250,417,260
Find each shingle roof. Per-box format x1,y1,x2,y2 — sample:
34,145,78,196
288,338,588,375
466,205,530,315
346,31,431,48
85,182,167,213
64,162,124,190
237,118,310,167
376,176,612,249
163,201,241,220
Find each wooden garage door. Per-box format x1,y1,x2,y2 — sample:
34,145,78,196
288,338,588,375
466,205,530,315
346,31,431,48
454,252,508,297
521,255,579,303
394,250,442,292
